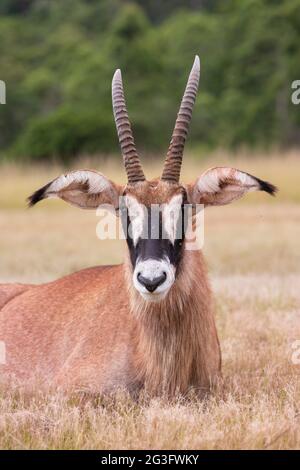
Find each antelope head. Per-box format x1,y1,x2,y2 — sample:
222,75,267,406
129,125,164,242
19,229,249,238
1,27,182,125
28,56,277,302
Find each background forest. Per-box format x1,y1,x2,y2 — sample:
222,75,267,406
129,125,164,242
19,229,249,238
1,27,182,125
0,0,300,162
0,1,300,450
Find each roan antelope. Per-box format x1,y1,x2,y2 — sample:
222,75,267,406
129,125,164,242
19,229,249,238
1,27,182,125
0,56,276,397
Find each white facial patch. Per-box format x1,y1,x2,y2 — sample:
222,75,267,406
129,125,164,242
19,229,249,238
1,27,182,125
125,195,146,245
162,194,183,244
133,257,176,302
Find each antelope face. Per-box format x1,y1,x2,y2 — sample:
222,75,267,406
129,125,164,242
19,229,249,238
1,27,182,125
121,181,188,301
28,56,277,304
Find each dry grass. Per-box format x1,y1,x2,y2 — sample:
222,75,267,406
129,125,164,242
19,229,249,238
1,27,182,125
0,151,299,449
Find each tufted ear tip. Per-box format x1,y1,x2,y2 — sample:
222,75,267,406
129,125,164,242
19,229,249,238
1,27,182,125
27,182,52,207
256,178,278,196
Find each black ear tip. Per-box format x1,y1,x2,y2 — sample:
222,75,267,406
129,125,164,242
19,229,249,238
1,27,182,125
27,189,43,207
27,182,51,207
257,178,278,196
27,194,37,207
262,181,278,196
27,197,34,208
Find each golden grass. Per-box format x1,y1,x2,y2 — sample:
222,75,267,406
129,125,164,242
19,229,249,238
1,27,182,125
0,152,299,449
1,149,300,209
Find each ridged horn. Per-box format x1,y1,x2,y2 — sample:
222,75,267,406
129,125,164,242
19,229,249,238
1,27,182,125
112,69,145,184
161,55,200,183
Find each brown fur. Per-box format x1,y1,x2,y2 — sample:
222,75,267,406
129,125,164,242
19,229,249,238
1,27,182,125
0,168,275,396
127,249,221,396
125,180,184,206
0,53,275,397
0,248,221,396
0,183,221,397
0,283,33,310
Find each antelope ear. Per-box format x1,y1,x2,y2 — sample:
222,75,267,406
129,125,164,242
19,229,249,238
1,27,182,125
187,167,277,207
28,170,122,211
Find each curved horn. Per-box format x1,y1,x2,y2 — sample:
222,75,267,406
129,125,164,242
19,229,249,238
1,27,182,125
112,69,145,184
161,55,200,183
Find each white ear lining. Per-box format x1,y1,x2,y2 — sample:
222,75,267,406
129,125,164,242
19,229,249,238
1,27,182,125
47,170,111,197
28,169,121,210
196,167,231,194
190,166,276,207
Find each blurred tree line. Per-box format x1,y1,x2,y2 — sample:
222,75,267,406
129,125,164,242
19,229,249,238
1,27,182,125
0,0,299,162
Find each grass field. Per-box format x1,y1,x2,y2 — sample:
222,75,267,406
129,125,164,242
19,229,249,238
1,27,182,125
0,151,299,449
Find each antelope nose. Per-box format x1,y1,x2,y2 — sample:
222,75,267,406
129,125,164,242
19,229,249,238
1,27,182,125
137,272,167,293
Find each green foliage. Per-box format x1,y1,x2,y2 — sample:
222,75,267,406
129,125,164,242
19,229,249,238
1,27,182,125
13,107,115,163
0,0,299,161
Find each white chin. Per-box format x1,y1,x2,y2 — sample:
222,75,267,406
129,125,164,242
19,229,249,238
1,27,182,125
139,290,169,302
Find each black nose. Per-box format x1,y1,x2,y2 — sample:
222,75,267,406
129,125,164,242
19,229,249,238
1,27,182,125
137,272,167,293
